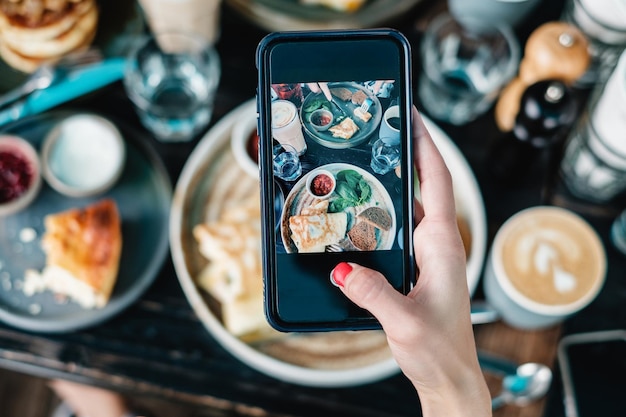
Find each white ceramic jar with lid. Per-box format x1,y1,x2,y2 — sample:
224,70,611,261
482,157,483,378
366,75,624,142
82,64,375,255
41,114,126,197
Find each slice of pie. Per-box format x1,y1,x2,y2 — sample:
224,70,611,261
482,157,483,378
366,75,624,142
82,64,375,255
24,199,122,309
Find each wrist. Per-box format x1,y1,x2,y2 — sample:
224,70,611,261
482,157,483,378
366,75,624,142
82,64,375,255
418,382,491,417
412,361,491,417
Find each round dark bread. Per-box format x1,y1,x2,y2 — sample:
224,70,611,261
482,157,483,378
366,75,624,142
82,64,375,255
357,206,392,231
347,221,377,251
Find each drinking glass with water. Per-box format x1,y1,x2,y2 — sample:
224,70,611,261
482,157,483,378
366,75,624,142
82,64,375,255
370,138,401,175
124,32,221,142
273,144,302,181
418,13,519,125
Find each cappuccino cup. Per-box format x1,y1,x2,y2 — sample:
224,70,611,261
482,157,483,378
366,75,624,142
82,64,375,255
378,105,401,145
484,206,606,330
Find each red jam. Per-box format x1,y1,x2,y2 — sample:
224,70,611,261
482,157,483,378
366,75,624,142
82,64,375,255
247,130,260,164
0,150,33,203
311,173,334,196
312,112,332,127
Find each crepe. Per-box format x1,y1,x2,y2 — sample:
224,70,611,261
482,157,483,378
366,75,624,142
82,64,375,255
329,117,359,140
289,210,348,253
193,185,279,338
24,199,122,309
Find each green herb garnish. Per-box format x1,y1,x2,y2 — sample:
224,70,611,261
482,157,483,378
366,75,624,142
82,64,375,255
328,170,372,212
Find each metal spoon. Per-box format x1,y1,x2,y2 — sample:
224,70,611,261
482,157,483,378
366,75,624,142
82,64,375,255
0,48,103,110
470,300,500,325
491,362,553,410
0,64,56,109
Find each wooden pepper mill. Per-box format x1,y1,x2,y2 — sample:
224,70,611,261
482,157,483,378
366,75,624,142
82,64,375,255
494,21,590,132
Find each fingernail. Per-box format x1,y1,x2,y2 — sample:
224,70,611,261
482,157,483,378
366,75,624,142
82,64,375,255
330,262,352,287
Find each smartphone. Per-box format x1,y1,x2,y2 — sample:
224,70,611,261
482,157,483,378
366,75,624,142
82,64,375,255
255,29,415,332
557,330,626,417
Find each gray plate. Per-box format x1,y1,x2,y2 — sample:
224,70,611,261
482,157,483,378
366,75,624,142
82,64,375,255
300,82,382,149
0,111,171,333
226,0,425,31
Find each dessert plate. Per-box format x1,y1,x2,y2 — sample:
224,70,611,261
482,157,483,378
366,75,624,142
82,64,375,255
0,110,171,333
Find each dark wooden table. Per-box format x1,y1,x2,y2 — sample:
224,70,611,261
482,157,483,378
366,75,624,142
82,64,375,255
1,1,625,417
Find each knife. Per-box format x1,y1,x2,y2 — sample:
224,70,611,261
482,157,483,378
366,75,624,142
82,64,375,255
0,57,126,127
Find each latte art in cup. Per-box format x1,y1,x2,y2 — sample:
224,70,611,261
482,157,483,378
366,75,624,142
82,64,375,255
484,206,606,329
501,211,603,306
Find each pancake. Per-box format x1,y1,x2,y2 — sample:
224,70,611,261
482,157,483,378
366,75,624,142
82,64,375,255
0,0,98,73
2,3,97,58
0,0,94,42
0,24,94,72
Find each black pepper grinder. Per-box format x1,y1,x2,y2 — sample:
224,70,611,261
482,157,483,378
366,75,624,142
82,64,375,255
488,79,579,200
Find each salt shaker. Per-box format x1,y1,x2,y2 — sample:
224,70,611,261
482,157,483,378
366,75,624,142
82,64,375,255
559,49,626,203
561,0,626,86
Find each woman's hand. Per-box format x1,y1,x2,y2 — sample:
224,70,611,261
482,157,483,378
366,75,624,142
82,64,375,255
331,107,491,417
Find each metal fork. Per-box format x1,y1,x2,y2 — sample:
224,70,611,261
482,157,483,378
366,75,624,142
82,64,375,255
360,98,373,113
0,48,103,110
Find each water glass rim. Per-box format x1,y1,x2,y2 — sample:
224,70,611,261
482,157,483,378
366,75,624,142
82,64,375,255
126,31,220,59
420,13,520,94
421,12,520,61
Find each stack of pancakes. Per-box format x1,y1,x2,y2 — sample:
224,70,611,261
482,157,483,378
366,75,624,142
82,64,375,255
0,0,98,73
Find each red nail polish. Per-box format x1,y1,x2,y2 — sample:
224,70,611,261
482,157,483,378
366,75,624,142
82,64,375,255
331,262,352,287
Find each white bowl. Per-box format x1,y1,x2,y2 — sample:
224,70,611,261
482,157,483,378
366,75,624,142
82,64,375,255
41,114,126,198
0,135,42,217
230,107,259,178
309,108,334,131
305,168,336,199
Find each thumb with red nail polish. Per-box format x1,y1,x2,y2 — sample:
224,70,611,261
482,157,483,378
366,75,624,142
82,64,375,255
330,262,352,287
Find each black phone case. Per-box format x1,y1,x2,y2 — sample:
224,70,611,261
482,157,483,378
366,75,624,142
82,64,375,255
256,29,415,332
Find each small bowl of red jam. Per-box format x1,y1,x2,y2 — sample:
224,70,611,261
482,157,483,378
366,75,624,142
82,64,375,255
306,168,336,200
0,135,42,217
309,108,334,132
231,106,260,178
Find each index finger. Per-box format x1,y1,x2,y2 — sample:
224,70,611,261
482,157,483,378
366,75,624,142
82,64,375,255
412,107,456,221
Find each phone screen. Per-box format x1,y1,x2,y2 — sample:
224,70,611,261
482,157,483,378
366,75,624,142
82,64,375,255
257,30,414,331
558,331,626,417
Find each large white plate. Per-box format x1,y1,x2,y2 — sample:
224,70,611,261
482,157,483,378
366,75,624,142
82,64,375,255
280,162,397,253
170,98,487,387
